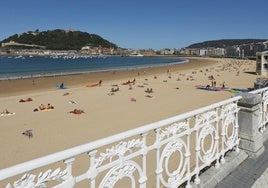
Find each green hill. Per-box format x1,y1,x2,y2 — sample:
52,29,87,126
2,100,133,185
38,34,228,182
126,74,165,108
187,39,267,48
0,29,118,50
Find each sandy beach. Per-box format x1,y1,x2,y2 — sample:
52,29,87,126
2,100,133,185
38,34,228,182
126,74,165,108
0,57,259,171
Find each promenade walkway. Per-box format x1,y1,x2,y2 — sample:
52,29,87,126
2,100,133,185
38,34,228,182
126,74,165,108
216,137,268,188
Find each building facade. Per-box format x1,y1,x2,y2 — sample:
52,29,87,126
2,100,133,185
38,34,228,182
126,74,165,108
256,50,268,75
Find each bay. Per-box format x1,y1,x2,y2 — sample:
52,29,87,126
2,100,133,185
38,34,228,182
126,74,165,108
0,56,186,80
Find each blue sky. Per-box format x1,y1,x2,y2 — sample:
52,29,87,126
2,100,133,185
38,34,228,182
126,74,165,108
1,0,268,49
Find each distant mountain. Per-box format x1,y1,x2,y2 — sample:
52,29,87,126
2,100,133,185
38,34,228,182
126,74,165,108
187,39,267,48
0,29,118,50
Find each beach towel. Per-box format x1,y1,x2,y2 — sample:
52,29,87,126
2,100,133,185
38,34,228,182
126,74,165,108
229,88,248,93
195,85,228,92
40,108,53,112
0,112,15,117
145,95,153,98
68,100,76,105
86,83,99,87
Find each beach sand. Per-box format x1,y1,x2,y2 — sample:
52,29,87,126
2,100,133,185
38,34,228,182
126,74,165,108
0,57,259,184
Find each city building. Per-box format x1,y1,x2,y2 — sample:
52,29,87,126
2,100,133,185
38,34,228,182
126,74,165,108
256,50,268,76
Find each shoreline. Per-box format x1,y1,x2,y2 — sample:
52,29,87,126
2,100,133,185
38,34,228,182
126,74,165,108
0,57,205,97
0,55,186,81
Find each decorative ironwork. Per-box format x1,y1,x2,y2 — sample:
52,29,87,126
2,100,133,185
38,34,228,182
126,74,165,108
198,124,217,162
196,110,217,127
99,161,143,188
221,103,239,148
159,138,189,187
6,168,68,188
159,121,189,141
95,139,144,167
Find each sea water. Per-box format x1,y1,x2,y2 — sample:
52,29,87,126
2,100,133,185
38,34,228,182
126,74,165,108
0,56,186,80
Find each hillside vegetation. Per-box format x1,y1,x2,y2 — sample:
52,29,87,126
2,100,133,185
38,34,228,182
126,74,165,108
1,29,118,50
187,39,267,48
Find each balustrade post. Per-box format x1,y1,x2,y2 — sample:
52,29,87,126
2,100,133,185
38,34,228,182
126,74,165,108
154,128,162,188
194,115,200,185
238,93,264,157
139,133,148,188
63,157,75,188
88,150,98,188
185,118,192,188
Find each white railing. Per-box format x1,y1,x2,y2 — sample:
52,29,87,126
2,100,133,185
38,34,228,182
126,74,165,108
0,96,241,188
250,87,268,132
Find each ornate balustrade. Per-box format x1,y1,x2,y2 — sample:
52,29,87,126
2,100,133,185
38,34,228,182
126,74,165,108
250,87,268,132
0,96,241,188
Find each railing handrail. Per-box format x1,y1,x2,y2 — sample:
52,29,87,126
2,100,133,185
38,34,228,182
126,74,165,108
250,87,268,94
0,96,241,181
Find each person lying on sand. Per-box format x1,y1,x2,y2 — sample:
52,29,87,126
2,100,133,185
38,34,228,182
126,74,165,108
63,92,70,96
1,109,15,116
69,109,85,114
19,98,33,102
22,129,33,139
130,98,136,102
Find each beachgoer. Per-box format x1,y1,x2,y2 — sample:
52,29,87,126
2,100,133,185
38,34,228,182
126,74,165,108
47,103,54,109
222,81,225,88
132,78,136,85
70,109,84,114
60,82,64,88
22,129,33,139
99,80,102,86
2,109,10,114
39,104,46,110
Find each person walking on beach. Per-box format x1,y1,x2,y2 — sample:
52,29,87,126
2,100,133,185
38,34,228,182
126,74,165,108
99,80,102,86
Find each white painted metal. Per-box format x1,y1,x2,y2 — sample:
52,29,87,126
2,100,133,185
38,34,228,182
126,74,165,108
250,87,268,132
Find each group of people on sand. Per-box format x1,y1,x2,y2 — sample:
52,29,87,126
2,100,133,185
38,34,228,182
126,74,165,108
145,88,153,93
33,103,54,112
205,75,217,88
39,103,54,110
123,79,136,85
111,86,120,92
1,109,14,116
205,73,226,89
